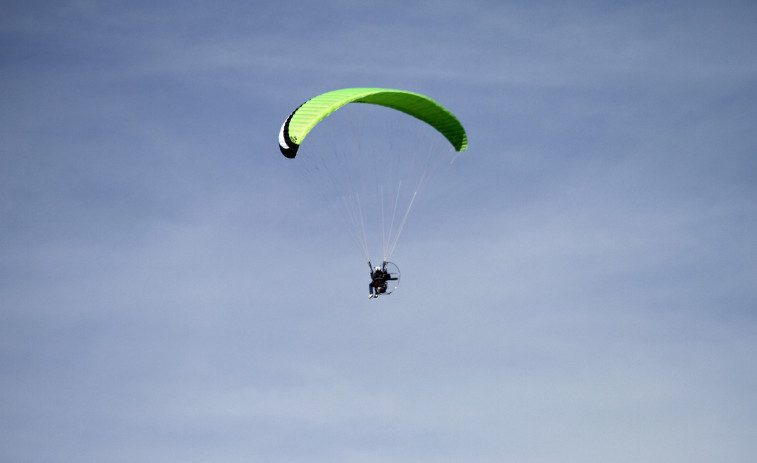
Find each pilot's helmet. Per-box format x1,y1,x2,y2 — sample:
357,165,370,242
375,266,381,272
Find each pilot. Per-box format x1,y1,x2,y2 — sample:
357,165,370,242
369,265,389,298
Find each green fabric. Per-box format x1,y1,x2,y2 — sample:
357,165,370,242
287,88,467,151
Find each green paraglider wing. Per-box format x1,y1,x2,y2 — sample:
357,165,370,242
278,88,467,158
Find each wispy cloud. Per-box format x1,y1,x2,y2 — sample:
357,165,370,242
2,1,756,462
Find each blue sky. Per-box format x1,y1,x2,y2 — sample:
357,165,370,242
2,1,756,462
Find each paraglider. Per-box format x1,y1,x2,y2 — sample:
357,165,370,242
278,88,467,298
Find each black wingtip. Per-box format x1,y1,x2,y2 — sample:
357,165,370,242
279,143,299,158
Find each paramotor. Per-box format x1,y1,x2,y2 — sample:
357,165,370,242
278,88,467,296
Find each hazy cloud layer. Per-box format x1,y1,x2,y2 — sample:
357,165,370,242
2,1,756,462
